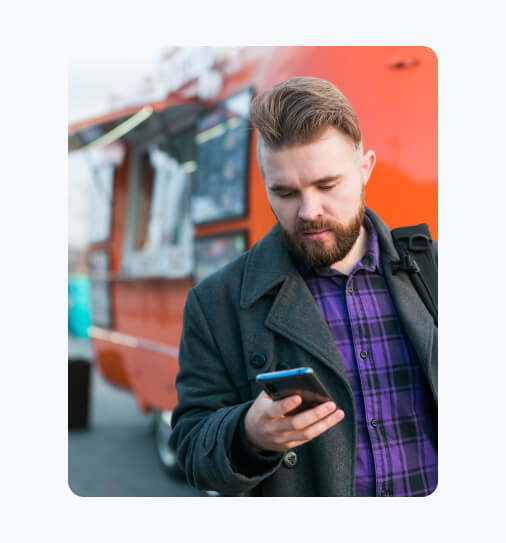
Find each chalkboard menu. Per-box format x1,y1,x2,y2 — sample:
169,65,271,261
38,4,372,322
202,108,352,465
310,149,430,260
192,88,253,224
194,231,247,284
88,250,113,329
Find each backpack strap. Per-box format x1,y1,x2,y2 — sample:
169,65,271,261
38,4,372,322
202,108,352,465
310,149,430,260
391,224,438,326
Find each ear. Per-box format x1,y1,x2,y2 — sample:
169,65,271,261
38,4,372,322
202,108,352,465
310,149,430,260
361,150,376,185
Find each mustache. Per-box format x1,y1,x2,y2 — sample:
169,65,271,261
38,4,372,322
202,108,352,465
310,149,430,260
295,218,340,234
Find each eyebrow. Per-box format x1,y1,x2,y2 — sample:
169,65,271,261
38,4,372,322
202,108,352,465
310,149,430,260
268,174,343,192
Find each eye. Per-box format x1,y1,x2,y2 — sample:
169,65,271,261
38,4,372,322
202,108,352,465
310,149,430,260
318,184,335,191
273,190,296,199
278,192,295,198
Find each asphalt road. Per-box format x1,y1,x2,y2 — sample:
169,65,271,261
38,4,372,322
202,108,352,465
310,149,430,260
68,336,207,497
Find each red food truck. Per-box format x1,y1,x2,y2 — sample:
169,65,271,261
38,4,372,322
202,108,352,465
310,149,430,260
68,46,437,474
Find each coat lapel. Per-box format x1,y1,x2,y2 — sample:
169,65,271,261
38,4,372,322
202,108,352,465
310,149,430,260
264,270,352,388
240,225,352,389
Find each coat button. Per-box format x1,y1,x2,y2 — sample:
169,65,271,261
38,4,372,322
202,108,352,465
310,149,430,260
282,451,298,468
250,352,267,369
277,361,291,370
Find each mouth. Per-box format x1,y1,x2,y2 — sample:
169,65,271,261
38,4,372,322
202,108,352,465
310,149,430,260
301,229,331,240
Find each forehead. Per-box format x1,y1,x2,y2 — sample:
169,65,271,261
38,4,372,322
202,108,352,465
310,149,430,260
259,127,360,183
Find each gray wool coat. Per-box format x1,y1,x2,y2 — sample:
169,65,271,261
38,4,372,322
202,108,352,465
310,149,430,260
169,208,437,496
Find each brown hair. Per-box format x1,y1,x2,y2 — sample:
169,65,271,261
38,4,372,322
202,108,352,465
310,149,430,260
249,76,362,150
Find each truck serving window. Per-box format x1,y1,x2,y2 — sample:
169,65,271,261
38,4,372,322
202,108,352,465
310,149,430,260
89,161,114,244
122,132,194,278
68,150,114,246
87,249,113,328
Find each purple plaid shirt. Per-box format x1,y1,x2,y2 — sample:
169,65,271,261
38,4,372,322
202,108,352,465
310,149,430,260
304,215,437,496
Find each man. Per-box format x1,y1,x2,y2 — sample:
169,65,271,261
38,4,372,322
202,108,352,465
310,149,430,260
169,77,437,497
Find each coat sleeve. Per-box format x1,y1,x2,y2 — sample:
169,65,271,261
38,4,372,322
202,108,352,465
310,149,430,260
169,287,283,496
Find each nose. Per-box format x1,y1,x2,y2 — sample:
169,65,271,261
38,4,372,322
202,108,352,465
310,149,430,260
298,194,323,221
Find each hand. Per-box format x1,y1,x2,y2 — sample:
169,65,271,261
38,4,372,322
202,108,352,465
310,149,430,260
244,391,345,453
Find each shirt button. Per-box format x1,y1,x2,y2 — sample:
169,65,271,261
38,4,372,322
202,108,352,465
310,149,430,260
371,419,378,428
380,486,387,496
360,351,368,359
347,285,354,294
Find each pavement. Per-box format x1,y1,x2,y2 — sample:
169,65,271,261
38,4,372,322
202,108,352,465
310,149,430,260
68,335,208,497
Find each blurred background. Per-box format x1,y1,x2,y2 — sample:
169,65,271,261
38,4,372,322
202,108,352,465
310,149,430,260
67,46,437,497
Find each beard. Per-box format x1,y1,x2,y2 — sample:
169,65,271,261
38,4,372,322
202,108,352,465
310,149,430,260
276,188,366,269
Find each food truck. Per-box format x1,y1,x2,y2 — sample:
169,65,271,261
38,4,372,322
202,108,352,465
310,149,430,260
68,46,437,474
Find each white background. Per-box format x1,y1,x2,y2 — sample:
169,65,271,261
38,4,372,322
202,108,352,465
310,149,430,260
2,0,504,541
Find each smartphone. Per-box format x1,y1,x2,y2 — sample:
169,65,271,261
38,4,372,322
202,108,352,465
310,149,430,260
255,367,334,415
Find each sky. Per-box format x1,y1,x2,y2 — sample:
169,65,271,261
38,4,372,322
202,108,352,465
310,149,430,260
68,45,161,124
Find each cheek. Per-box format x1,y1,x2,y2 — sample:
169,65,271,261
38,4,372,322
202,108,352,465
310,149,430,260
274,202,299,230
325,188,360,219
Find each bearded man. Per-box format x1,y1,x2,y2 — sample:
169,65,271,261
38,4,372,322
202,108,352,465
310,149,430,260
169,77,438,497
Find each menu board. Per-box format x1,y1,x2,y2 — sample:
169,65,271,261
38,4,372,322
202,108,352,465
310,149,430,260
88,250,113,328
194,231,247,284
191,88,253,224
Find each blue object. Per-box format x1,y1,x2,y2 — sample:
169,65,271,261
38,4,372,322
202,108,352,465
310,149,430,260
256,368,310,380
68,275,92,338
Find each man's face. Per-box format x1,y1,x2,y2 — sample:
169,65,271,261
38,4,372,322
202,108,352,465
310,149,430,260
261,126,376,268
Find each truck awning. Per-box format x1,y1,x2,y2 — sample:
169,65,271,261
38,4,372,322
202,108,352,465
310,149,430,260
68,94,204,152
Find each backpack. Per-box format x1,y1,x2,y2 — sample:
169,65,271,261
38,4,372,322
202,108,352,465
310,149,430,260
391,224,438,326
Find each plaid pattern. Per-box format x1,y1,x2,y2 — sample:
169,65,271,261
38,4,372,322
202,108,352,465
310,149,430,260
304,215,437,496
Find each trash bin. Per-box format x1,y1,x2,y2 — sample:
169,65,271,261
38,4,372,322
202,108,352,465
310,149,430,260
68,358,92,429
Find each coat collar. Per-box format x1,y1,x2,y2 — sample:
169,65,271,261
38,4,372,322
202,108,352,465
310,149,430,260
240,207,400,309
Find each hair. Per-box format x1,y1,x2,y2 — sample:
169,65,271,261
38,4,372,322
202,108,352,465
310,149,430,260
249,76,362,152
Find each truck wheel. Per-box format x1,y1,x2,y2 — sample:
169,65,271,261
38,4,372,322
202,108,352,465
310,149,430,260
154,410,186,480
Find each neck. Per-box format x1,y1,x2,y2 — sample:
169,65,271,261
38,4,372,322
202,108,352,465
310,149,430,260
330,225,369,275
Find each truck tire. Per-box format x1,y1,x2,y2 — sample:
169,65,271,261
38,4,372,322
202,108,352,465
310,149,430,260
153,410,187,480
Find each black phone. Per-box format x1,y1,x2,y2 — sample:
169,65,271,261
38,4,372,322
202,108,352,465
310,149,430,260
255,367,334,415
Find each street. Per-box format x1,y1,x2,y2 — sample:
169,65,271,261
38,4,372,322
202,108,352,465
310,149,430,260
68,336,207,497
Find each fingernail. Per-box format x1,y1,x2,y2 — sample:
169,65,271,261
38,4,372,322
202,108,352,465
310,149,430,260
327,402,336,411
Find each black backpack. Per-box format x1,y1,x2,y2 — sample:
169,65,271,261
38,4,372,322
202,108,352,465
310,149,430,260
391,224,438,326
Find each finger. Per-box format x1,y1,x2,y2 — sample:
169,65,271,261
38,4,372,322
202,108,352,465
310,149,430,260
264,394,303,419
276,408,345,444
278,400,338,432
